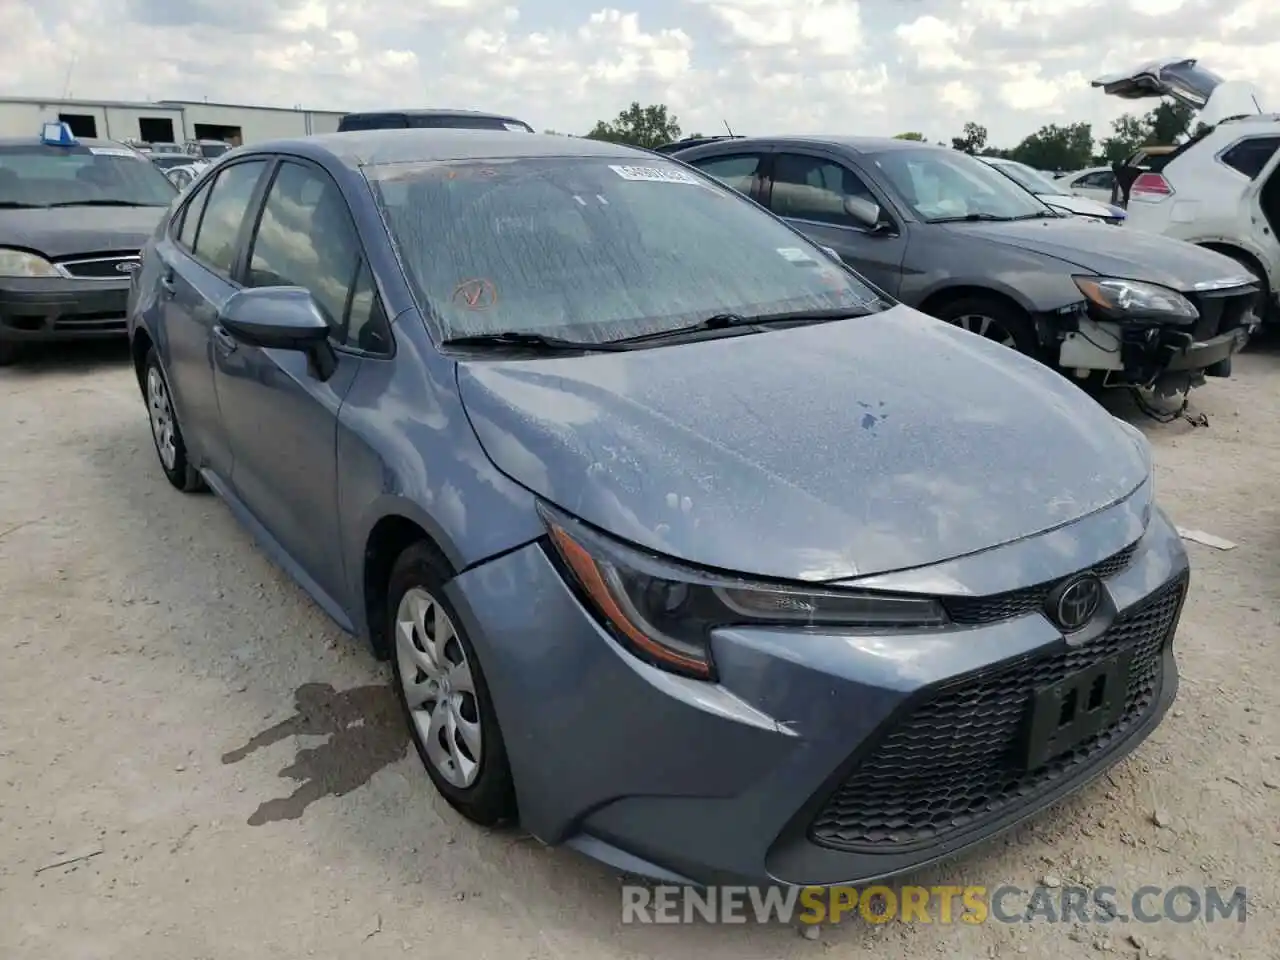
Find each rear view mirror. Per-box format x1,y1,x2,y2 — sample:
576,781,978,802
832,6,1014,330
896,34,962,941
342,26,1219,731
842,196,883,231
217,286,337,380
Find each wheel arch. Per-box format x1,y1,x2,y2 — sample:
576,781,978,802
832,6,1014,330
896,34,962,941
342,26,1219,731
361,512,458,659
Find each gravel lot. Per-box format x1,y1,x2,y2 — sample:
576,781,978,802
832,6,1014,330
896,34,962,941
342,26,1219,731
1,341,1277,960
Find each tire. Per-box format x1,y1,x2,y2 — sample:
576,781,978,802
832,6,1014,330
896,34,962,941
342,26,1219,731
0,341,20,366
388,541,517,827
143,347,204,492
931,295,1041,358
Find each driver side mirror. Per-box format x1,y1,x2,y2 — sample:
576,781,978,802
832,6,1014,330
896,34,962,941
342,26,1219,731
217,286,338,381
843,196,887,233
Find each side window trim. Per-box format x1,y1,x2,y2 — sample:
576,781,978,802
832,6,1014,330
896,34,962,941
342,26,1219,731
171,179,211,251
183,157,274,285
333,258,396,359
1217,135,1280,181
242,156,395,357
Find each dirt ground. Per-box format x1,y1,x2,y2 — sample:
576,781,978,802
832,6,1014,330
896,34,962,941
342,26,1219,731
1,341,1277,960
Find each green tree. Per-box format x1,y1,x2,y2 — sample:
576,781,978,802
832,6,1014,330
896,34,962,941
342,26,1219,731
1145,101,1194,144
893,131,926,141
1098,113,1149,165
950,121,988,154
585,102,682,149
1007,122,1094,172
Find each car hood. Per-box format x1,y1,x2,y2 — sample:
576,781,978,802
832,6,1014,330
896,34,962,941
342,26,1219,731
937,218,1250,291
1040,194,1121,219
457,307,1148,583
0,205,167,259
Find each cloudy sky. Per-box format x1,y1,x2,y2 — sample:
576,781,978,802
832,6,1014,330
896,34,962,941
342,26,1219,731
1,0,1275,148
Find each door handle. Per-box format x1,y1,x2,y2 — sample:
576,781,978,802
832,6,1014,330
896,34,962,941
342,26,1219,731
212,325,238,354
158,272,176,296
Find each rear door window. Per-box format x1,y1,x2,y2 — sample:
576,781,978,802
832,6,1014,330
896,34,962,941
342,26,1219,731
190,160,268,276
1220,137,1280,180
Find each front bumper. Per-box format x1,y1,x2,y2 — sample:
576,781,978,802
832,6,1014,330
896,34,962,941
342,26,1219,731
0,277,132,342
444,503,1188,888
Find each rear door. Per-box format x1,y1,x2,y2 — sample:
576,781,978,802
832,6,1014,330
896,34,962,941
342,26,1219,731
158,158,271,478
764,149,908,295
1237,139,1280,292
211,157,391,605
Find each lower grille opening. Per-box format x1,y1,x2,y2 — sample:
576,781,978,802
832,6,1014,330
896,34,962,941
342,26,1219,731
808,576,1185,852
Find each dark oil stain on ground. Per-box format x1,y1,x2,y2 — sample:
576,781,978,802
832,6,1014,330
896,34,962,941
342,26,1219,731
221,682,410,825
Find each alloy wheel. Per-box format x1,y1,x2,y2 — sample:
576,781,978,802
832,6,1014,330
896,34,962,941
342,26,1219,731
147,366,177,470
953,313,1018,348
395,587,483,788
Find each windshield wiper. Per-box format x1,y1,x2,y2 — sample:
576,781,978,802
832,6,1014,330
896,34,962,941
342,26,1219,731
1009,210,1059,220
0,200,49,208
930,213,1014,223
607,305,875,346
46,199,161,208
441,331,628,352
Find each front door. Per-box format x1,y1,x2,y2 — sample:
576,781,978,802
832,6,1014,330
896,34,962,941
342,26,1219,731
160,159,270,478
211,158,374,606
765,151,908,296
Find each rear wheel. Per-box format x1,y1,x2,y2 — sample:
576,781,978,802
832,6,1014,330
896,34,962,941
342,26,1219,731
144,347,204,492
932,296,1041,358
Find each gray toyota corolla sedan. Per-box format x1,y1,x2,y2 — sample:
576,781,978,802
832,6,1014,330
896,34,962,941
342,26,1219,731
127,130,1189,888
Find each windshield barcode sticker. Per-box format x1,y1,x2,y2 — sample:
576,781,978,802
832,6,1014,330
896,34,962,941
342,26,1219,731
608,165,701,185
776,247,816,263
88,146,141,158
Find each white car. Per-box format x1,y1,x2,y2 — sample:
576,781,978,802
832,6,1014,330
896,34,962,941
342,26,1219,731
1091,56,1277,323
1054,166,1117,206
981,157,1125,222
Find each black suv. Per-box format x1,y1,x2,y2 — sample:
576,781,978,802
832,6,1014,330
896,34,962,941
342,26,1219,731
337,109,533,133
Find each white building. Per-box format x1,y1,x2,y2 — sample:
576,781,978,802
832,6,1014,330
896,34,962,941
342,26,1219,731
0,95,347,145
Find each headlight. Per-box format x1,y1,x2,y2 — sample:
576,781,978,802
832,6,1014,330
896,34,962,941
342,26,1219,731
539,503,949,680
0,248,59,278
1074,276,1197,323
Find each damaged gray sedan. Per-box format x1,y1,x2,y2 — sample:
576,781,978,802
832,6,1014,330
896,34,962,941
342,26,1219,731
672,135,1259,395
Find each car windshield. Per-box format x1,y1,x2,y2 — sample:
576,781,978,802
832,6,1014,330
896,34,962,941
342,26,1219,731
0,144,177,206
987,160,1064,197
367,156,886,344
867,147,1051,222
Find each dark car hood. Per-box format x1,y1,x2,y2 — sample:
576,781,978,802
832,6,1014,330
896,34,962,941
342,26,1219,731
940,218,1252,291
457,306,1148,582
0,205,166,258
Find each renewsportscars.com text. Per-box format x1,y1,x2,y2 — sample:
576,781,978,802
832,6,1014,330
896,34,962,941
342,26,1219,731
621,884,1248,925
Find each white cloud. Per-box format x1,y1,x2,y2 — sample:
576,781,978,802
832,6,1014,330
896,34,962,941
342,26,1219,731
0,0,1276,148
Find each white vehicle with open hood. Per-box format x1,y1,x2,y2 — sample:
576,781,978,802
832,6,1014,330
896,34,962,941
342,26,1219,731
1092,57,1278,322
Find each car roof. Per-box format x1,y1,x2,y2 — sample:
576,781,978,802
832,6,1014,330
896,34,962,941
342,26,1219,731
679,134,948,155
341,108,525,122
244,129,655,167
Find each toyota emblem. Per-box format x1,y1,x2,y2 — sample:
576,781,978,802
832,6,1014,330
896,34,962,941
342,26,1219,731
1046,574,1103,632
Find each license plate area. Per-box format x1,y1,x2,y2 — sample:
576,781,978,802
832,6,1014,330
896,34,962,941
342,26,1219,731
1023,651,1133,770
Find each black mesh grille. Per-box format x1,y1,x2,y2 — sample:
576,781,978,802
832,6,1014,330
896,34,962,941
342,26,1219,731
808,575,1185,852
942,541,1138,626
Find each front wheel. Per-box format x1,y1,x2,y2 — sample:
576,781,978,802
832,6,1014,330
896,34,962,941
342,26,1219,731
388,541,517,826
932,296,1041,357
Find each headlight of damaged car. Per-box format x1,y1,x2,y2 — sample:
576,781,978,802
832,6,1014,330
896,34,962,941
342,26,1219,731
0,248,60,278
538,502,948,680
1074,276,1198,323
